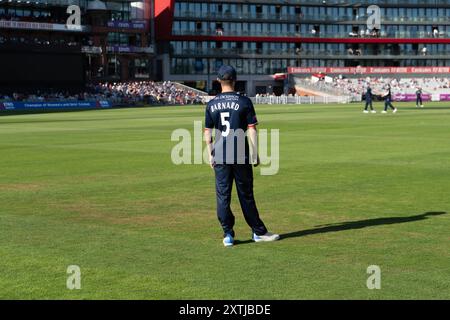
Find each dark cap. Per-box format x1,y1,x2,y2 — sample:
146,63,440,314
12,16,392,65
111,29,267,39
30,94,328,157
218,65,237,81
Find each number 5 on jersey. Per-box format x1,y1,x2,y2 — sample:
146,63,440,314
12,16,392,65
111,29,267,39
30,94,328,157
220,112,230,137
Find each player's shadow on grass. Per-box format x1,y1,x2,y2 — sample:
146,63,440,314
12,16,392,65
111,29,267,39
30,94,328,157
234,212,446,245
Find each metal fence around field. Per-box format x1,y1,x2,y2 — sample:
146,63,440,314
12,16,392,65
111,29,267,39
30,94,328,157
252,95,358,105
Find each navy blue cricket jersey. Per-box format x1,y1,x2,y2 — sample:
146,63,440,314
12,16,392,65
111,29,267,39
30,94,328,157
205,92,258,165
385,88,392,100
365,87,373,101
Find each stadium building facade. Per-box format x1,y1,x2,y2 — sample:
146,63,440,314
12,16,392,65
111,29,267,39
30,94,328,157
154,0,450,96
0,0,155,89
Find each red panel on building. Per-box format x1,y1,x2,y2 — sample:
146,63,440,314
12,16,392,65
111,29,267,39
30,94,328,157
154,0,175,40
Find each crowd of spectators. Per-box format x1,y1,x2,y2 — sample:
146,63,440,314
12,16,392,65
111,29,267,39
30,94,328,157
0,81,207,105
323,76,450,96
255,93,277,98
348,28,381,38
92,81,206,105
347,48,363,56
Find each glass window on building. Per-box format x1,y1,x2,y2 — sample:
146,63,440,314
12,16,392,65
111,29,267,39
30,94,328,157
134,58,149,78
194,58,205,74
214,59,223,72
107,56,120,76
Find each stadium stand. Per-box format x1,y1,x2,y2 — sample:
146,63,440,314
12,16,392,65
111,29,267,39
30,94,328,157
0,81,207,106
1,0,450,107
295,76,450,101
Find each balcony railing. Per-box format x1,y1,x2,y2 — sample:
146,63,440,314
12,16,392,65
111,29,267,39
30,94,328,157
171,48,450,58
170,67,287,75
299,0,450,6
172,29,450,39
175,11,450,24
193,0,450,6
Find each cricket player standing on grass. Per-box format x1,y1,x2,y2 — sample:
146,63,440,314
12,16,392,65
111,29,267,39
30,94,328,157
204,65,280,247
382,84,398,114
363,84,376,114
416,87,424,108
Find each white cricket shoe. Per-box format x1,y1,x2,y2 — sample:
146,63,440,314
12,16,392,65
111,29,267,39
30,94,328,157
393,108,398,113
371,110,377,114
382,111,388,114
253,232,280,243
223,234,234,247
363,110,369,114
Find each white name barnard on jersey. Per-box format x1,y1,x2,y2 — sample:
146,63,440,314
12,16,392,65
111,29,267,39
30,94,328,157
210,102,240,113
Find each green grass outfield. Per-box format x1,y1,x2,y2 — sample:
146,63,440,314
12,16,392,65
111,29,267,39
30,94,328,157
0,102,449,299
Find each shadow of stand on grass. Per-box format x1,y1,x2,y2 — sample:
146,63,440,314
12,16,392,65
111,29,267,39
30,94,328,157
234,212,447,246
